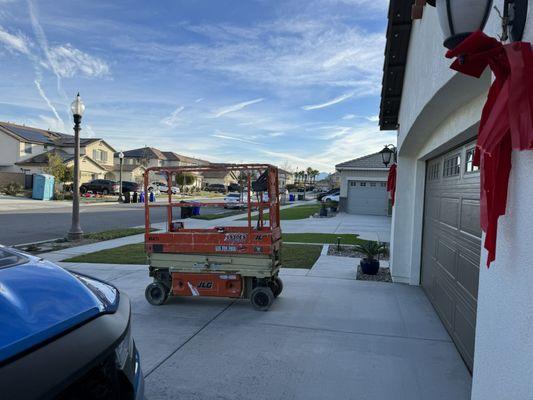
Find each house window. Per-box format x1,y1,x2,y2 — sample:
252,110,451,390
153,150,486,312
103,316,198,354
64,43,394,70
443,154,461,177
101,151,108,162
465,149,479,173
24,143,32,154
93,149,99,160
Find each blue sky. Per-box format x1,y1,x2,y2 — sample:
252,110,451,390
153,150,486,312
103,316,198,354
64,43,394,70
0,0,396,172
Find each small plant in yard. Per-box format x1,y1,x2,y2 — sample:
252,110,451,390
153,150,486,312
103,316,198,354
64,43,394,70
2,182,23,196
353,241,387,275
326,199,339,212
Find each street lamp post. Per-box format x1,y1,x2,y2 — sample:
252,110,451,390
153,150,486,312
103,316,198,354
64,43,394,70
118,151,124,202
67,93,85,241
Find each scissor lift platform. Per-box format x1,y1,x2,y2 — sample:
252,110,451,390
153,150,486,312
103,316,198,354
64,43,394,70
143,164,283,310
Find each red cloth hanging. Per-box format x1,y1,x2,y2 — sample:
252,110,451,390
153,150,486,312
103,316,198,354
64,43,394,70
387,163,397,206
446,31,533,266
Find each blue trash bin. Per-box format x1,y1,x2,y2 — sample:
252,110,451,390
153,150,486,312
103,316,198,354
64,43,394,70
289,194,295,202
139,191,145,203
149,192,155,202
193,206,200,216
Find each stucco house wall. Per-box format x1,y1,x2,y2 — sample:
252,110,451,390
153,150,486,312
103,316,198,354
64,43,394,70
0,132,21,171
390,3,533,399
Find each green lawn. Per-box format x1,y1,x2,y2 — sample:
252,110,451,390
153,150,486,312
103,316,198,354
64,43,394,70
281,244,322,269
282,233,365,245
64,243,321,269
65,243,148,264
238,203,321,221
83,227,147,241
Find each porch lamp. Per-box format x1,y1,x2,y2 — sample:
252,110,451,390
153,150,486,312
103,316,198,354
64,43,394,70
429,0,528,49
118,151,124,203
67,93,85,241
380,145,397,168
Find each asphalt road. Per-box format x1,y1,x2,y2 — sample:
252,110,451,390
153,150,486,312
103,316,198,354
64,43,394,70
0,202,223,246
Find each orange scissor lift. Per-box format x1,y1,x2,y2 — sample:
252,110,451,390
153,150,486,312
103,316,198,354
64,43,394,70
143,164,283,310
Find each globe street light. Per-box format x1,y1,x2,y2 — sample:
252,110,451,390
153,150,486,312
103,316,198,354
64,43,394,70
118,151,124,203
67,93,85,241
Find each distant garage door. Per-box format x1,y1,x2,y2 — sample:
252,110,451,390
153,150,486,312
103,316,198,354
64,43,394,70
347,180,388,216
421,141,481,371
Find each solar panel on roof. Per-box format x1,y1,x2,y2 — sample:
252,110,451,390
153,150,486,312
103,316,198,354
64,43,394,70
1,125,58,144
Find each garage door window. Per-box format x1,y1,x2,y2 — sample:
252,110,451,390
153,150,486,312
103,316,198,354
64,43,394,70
443,155,461,177
360,182,366,187
370,182,376,187
465,149,479,173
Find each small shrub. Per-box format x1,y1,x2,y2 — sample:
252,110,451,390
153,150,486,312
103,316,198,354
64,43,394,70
2,182,23,196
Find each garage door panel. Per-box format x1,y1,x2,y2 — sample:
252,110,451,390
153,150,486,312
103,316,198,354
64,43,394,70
439,197,460,229
421,141,480,371
436,239,458,278
460,199,481,237
457,253,479,301
453,304,476,368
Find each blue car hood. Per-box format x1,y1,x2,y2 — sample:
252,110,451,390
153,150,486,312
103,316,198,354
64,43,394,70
0,257,109,363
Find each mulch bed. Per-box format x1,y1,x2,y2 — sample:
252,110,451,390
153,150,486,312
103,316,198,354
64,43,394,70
328,245,390,261
356,266,392,283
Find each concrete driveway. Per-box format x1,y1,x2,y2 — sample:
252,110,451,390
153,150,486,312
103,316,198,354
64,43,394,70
61,260,471,400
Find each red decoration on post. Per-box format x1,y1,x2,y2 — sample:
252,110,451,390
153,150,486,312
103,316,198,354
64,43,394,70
446,31,533,266
387,163,397,206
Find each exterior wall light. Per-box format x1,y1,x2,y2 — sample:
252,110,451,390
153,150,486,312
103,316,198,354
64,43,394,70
380,145,397,167
428,0,528,49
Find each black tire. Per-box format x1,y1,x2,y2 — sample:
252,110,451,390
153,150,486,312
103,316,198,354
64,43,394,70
270,277,283,298
145,282,168,306
250,286,274,311
102,188,109,195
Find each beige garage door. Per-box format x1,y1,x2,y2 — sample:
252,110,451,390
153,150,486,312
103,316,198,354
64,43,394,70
421,141,481,371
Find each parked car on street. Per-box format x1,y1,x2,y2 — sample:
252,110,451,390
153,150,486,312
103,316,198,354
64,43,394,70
121,180,140,194
0,246,144,399
322,192,340,202
317,188,340,202
206,184,227,193
147,181,169,194
224,192,245,208
79,179,120,195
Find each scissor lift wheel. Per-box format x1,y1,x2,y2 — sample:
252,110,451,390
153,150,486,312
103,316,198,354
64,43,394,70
250,286,274,311
145,281,169,306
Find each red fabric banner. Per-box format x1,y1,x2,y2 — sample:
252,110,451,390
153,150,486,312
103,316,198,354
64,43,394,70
446,31,533,266
387,163,397,206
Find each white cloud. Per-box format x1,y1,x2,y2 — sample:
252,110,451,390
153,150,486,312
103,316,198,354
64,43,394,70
366,114,379,122
0,26,31,54
212,131,260,145
302,92,354,110
161,106,185,127
34,79,65,129
342,114,356,120
48,44,110,78
211,98,264,118
269,132,285,137
195,97,204,103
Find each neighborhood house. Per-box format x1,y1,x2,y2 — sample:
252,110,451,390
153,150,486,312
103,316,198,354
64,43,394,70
335,152,390,216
